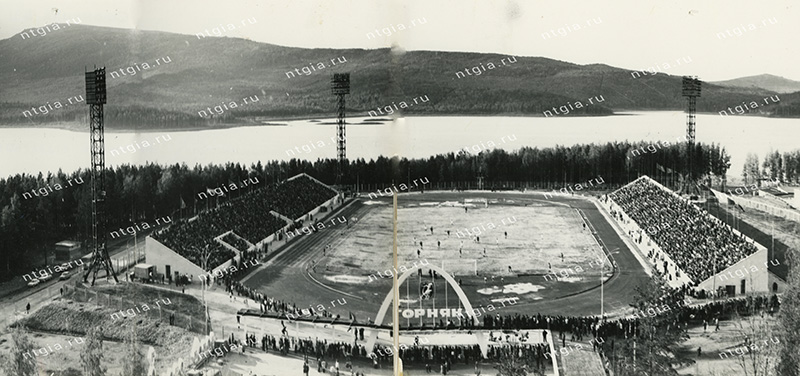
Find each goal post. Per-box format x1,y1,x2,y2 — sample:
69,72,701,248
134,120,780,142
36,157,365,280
441,258,478,276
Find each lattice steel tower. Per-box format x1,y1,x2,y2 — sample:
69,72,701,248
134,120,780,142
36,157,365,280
331,73,350,184
83,67,118,285
682,76,701,194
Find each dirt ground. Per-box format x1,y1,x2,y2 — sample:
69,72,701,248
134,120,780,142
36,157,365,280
0,328,191,376
675,314,780,376
327,198,606,278
0,283,204,375
672,200,793,376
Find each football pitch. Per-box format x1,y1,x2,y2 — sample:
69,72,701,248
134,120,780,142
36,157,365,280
319,193,613,310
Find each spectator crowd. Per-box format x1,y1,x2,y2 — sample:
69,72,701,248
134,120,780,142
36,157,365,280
241,333,552,374
608,177,759,282
152,175,337,270
221,232,251,253
227,274,339,321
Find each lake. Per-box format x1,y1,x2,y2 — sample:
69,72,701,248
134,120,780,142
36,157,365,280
1,112,797,190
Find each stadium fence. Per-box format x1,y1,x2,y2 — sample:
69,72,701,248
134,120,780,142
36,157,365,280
112,247,147,279
757,189,796,209
352,181,623,192
710,188,800,222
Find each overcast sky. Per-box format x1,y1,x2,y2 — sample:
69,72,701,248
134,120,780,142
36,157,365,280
1,0,798,81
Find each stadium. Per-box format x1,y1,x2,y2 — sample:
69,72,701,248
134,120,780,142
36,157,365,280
3,147,794,375
3,3,800,375
129,168,788,375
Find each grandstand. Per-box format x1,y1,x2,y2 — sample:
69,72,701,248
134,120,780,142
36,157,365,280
605,176,785,296
145,174,340,283
220,232,252,253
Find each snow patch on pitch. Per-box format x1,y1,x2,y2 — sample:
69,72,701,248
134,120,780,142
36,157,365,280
490,297,518,304
477,283,545,295
437,201,477,208
361,200,388,205
325,275,371,284
477,286,503,295
503,283,545,294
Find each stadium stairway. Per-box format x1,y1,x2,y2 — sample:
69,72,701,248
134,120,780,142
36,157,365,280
555,339,606,376
592,197,654,278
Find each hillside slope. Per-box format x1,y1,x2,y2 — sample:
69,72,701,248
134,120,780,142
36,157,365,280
0,24,796,129
712,74,800,94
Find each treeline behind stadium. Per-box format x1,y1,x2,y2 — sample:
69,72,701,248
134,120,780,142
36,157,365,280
0,141,734,280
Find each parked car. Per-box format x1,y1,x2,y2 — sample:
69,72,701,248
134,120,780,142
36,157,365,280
59,272,71,280
27,279,40,287
39,273,54,282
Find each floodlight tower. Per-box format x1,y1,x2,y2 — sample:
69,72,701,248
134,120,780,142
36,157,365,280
681,76,701,195
83,67,118,285
331,73,350,185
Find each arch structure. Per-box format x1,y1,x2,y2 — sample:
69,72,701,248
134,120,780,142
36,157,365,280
366,263,489,358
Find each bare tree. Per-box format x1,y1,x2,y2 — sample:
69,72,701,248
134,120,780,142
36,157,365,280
120,324,147,376
725,308,779,376
1,326,38,376
777,248,800,375
81,326,107,376
494,347,545,376
611,276,689,375
742,153,760,185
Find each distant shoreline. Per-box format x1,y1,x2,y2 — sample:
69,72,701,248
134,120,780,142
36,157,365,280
1,110,794,132
0,112,616,132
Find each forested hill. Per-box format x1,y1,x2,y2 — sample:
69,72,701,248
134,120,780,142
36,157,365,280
1,24,799,129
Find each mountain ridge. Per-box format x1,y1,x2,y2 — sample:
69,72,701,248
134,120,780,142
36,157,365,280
1,24,798,129
711,74,800,94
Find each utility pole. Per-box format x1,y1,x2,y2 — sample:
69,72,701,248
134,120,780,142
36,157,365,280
600,254,604,319
200,245,212,334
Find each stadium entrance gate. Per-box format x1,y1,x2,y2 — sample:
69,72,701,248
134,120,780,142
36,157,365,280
366,264,490,357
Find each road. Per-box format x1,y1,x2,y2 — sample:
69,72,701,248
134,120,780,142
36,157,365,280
0,225,153,326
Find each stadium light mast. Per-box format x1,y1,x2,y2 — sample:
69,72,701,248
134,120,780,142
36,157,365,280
681,76,701,196
83,67,118,285
331,73,350,186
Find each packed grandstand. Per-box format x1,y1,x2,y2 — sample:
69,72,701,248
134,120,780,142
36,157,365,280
608,176,759,283
221,232,251,253
152,174,338,270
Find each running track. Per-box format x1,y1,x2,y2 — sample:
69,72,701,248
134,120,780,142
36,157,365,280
242,192,651,320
